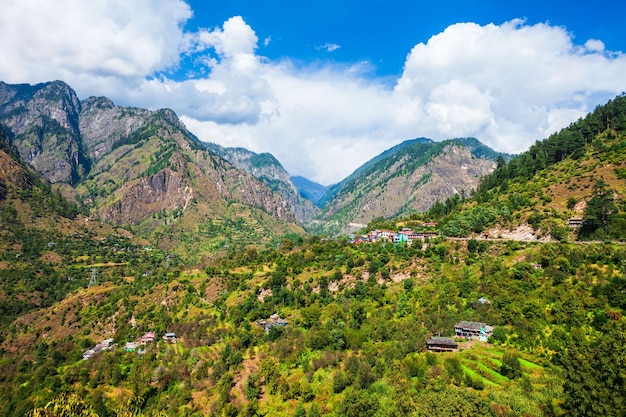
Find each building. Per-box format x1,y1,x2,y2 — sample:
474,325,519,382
82,338,114,360
163,332,177,343
426,337,458,352
455,321,493,341
568,217,583,227
257,314,289,333
140,331,155,344
124,342,138,352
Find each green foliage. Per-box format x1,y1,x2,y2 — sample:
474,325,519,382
500,350,523,379
579,179,618,239
562,322,626,416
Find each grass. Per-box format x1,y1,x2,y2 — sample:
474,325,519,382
461,364,500,387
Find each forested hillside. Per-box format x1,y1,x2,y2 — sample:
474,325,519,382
3,234,625,416
428,94,626,241
1,92,626,417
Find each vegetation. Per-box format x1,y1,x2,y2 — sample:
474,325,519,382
2,225,625,416
425,94,626,241
1,87,626,417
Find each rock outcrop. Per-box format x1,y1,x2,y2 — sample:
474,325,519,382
207,143,319,224
0,81,86,184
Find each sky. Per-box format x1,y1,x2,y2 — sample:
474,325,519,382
1,1,626,185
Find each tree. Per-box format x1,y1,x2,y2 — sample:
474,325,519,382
562,322,626,417
500,350,522,379
579,180,617,238
28,394,98,417
293,402,307,417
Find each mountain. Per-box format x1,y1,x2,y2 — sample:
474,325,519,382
0,81,87,184
291,175,328,206
206,143,319,224
309,137,511,235
318,137,434,207
0,81,305,260
2,89,626,417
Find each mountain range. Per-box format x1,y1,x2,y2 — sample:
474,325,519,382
0,79,512,251
1,81,626,417
0,81,304,260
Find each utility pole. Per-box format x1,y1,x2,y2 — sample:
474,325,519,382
88,267,98,287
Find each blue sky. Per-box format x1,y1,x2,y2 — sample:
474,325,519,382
1,1,626,184
181,0,626,79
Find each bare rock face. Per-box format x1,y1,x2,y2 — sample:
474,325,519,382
0,81,86,184
79,97,151,162
207,143,319,224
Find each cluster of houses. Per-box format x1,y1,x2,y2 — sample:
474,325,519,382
83,331,177,360
426,320,494,353
82,338,114,360
349,225,439,245
256,313,288,333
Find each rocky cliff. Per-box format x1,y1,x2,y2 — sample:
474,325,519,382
79,96,152,163
206,143,319,224
0,81,304,257
0,81,86,184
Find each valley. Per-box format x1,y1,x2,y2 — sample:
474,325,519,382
0,82,625,416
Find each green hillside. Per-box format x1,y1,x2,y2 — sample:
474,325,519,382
1,94,626,417
3,234,625,416
429,94,626,242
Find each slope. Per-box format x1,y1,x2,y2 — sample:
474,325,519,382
310,137,509,235
206,143,319,224
433,94,626,241
74,109,304,260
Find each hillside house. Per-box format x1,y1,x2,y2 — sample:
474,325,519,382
426,337,458,352
140,331,155,344
455,321,493,341
257,314,289,333
477,297,491,305
163,332,177,343
124,342,138,352
568,217,583,227
83,338,114,360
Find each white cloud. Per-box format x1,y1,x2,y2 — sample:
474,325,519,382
0,0,191,92
584,39,605,53
316,43,341,52
1,7,626,185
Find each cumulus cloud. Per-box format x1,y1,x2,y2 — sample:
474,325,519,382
0,0,191,93
1,5,626,185
183,19,626,183
395,20,626,153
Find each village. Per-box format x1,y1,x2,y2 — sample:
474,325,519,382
82,331,178,360
349,224,440,245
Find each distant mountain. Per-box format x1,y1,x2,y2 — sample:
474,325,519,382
291,175,328,206
0,81,304,260
318,137,433,207
206,143,319,224
308,137,511,235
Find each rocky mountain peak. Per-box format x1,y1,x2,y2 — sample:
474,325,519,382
0,81,85,184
